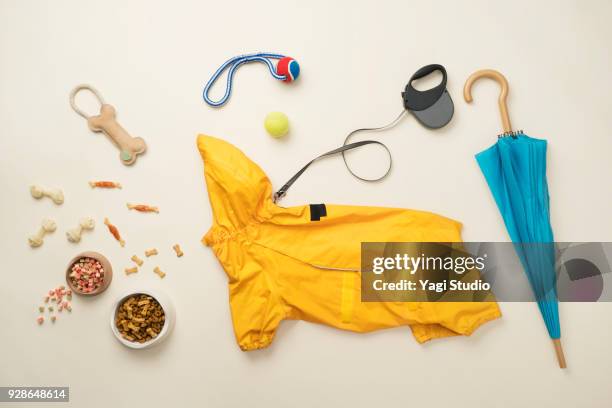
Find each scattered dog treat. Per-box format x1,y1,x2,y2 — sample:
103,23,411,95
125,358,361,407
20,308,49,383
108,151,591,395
28,218,57,248
127,203,159,213
115,294,165,343
172,244,184,257
153,266,166,279
35,284,72,326
131,255,143,266
66,217,95,243
89,180,122,189
145,248,158,257
30,185,64,205
68,257,105,294
104,217,125,247
125,266,138,275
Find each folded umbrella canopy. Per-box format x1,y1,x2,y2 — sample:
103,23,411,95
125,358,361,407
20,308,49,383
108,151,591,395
464,70,566,368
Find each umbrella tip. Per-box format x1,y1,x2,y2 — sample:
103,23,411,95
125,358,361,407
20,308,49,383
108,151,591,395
553,339,567,369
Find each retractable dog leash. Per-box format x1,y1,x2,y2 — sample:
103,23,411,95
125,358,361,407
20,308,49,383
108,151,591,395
203,52,300,107
274,64,454,203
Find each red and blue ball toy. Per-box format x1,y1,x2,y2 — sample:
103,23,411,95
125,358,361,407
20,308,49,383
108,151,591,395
276,56,300,82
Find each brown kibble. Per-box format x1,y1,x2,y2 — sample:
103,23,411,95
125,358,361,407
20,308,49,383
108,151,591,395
115,294,164,343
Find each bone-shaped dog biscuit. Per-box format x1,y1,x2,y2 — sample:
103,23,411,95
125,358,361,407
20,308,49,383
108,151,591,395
70,85,146,166
29,218,57,248
30,185,64,205
66,217,95,243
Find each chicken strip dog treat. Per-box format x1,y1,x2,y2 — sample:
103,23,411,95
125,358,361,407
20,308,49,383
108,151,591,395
104,217,125,247
89,181,122,189
127,203,159,213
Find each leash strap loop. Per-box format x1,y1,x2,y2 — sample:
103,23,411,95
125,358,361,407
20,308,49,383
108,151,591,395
274,110,408,203
273,140,392,203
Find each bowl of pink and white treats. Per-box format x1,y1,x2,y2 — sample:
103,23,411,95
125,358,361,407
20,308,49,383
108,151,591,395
66,251,113,296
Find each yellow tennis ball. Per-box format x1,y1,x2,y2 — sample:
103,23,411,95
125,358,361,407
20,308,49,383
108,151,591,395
264,112,290,138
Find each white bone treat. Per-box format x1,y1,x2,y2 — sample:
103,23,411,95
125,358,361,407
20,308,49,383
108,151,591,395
30,185,64,205
66,218,95,243
29,218,57,247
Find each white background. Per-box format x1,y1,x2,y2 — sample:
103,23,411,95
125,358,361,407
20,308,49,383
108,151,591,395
1,0,611,407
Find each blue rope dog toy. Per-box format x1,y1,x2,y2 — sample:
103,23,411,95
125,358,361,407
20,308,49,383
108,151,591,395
203,52,300,107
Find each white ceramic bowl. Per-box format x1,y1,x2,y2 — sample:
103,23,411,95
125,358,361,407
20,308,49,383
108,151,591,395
110,289,175,349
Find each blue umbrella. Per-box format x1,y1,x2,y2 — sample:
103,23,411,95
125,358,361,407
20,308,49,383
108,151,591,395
464,70,566,368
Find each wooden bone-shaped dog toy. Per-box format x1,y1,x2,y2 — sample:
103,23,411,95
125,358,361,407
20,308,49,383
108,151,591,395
69,85,146,166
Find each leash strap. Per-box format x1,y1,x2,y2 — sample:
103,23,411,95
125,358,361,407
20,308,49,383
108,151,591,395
273,110,407,203
203,52,287,107
273,140,392,203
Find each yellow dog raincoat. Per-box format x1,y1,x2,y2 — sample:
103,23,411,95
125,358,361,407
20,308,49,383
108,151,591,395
198,135,501,351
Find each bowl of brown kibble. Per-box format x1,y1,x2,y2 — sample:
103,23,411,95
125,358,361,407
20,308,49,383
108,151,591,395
110,289,175,349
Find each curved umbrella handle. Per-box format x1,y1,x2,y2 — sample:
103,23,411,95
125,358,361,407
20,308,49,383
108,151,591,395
463,69,513,134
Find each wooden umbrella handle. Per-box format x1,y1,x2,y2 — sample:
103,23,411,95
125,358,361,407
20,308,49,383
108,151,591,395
463,69,513,134
553,338,567,369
